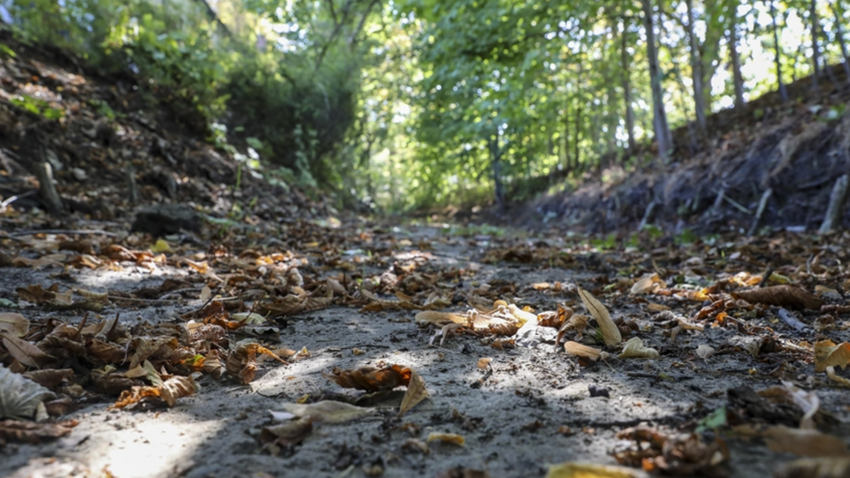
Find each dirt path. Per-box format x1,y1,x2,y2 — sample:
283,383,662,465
1,220,849,478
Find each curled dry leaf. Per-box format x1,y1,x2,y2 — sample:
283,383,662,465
618,337,659,359
630,273,663,295
577,287,621,346
814,340,850,373
226,343,287,384
280,400,375,424
0,313,29,337
731,285,824,311
763,426,850,457
1,333,54,369
399,370,428,417
426,432,465,446
545,462,646,478
22,369,74,390
564,341,603,361
261,416,313,447
507,304,536,324
773,457,850,478
0,365,56,420
323,364,411,392
109,376,196,410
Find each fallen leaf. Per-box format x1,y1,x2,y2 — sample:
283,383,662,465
415,311,467,326
427,432,465,446
696,344,716,359
618,337,659,359
577,287,621,346
150,239,173,253
545,462,646,478
630,274,663,295
814,340,850,372
261,416,313,446
280,401,375,423
1,333,54,368
399,370,428,417
0,419,78,444
0,365,55,420
323,365,411,392
199,286,212,303
564,341,603,361
763,426,850,457
109,376,196,409
477,358,492,369
732,285,823,310
826,367,850,387
0,313,29,337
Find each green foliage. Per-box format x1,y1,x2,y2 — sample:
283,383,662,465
10,95,63,120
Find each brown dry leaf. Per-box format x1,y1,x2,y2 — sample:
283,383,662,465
577,287,621,346
73,288,108,301
280,401,375,424
763,426,850,457
773,457,850,478
732,285,824,310
545,462,646,478
261,416,313,447
477,358,492,369
226,343,288,384
1,333,54,369
0,419,78,444
814,340,850,372
323,364,411,392
426,432,465,446
630,274,663,295
22,369,74,390
0,365,55,420
415,311,467,326
399,370,428,417
564,341,603,361
109,376,196,409
16,284,56,304
0,313,29,337
618,337,659,359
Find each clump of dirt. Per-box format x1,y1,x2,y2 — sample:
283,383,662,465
520,64,850,235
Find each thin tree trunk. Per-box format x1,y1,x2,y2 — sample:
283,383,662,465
563,100,571,170
685,0,707,136
729,9,746,110
810,0,821,90
641,0,672,160
573,93,582,171
489,136,505,209
829,2,850,81
769,0,789,102
621,19,637,152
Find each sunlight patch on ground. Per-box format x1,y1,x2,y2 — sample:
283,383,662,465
73,409,222,478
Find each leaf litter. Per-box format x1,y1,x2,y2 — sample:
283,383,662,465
2,186,850,476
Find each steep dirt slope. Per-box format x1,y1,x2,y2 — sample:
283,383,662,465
523,65,850,235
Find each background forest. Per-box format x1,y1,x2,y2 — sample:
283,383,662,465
1,0,847,212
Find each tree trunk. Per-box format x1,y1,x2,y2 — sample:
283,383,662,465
35,161,64,216
641,0,672,160
489,136,505,210
685,0,707,136
563,100,571,170
829,2,850,81
810,0,821,90
769,0,789,102
621,19,637,152
573,93,582,170
729,9,746,110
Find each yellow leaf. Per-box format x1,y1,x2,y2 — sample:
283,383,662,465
151,239,173,254
426,432,465,446
814,340,850,372
577,287,620,346
545,462,646,478
564,341,602,361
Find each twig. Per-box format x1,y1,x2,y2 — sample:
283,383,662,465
722,194,753,215
108,296,181,304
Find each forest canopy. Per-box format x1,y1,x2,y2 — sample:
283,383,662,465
1,0,847,211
